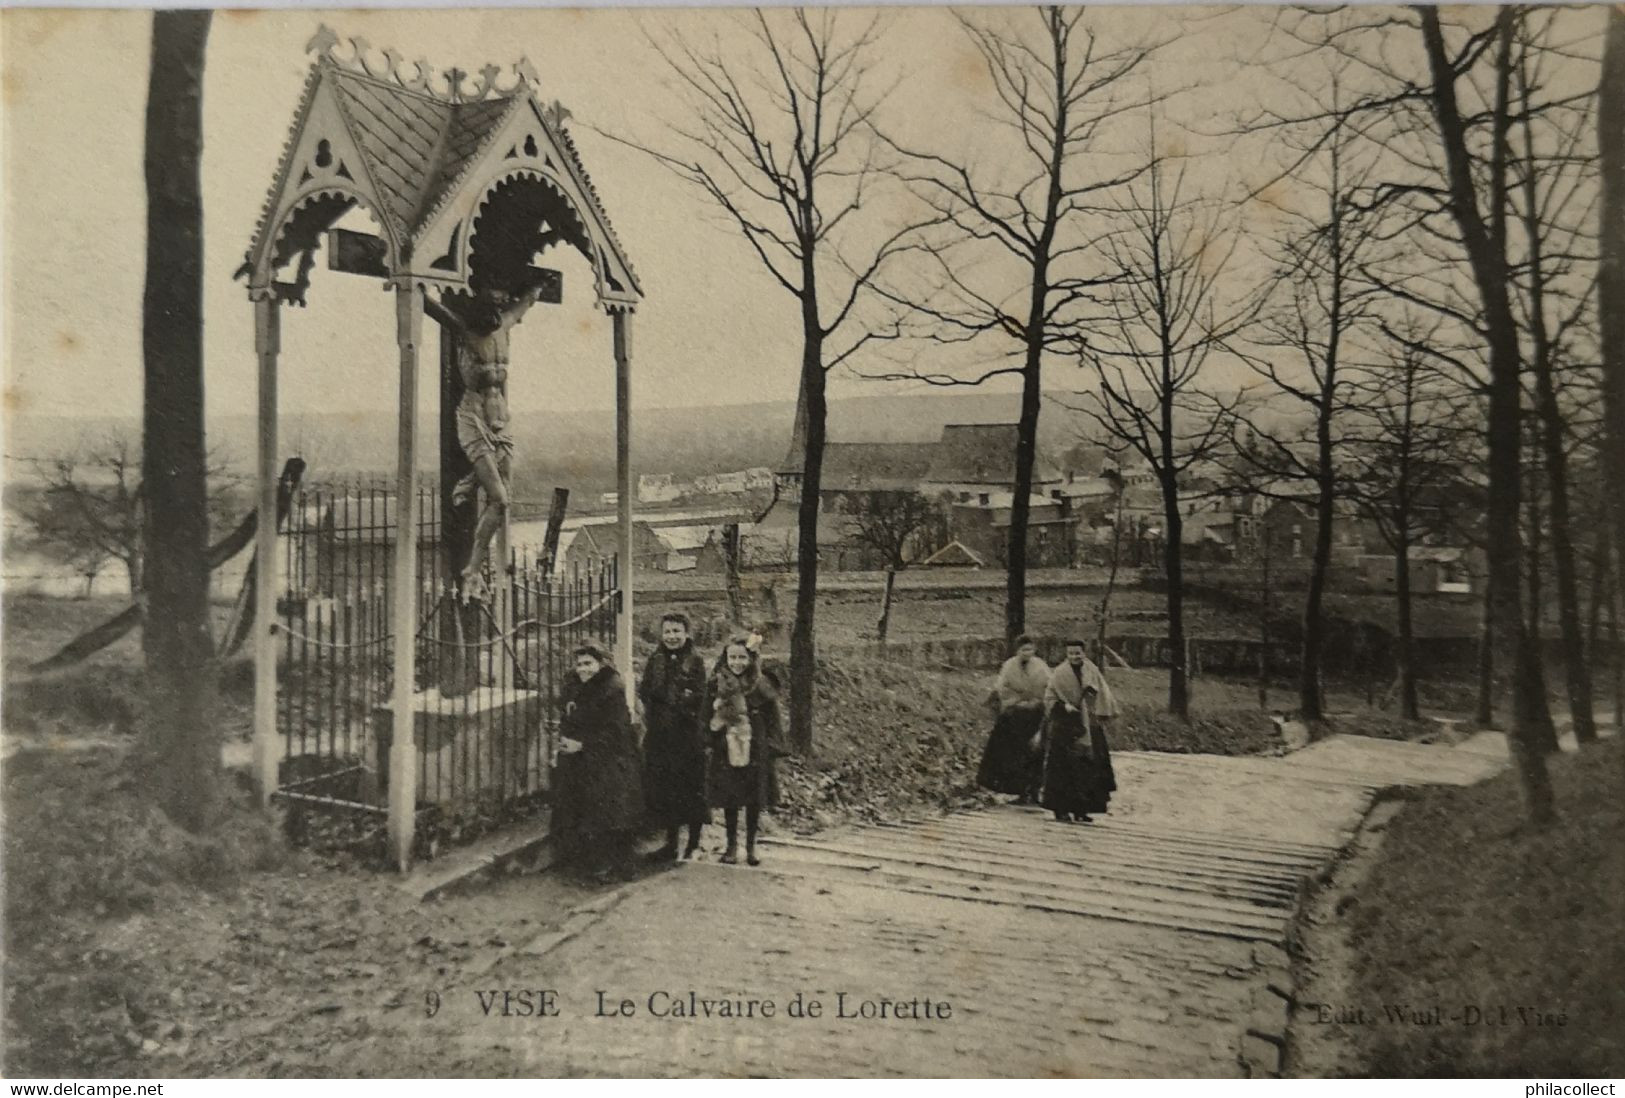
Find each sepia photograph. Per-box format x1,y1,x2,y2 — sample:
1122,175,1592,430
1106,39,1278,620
1,1,1622,1080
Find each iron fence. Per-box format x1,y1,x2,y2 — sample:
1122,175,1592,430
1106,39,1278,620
272,480,617,856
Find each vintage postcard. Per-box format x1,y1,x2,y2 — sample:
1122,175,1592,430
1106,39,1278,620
2,2,1621,1080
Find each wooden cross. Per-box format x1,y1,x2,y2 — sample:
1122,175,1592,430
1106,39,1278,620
323,228,562,303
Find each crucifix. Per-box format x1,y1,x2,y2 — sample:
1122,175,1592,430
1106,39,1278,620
327,227,563,693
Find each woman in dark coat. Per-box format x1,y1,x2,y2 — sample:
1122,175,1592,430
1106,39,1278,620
1039,640,1119,823
638,612,710,861
552,643,645,879
705,636,784,866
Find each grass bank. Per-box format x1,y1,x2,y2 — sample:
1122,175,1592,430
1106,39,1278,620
1347,735,1624,1075
771,659,1290,831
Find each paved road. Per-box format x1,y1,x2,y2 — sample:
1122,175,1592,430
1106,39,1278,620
410,734,1507,1077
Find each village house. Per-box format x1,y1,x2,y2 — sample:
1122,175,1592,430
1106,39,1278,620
561,519,671,576
654,525,713,573
638,472,685,504
1356,545,1483,595
947,490,1074,569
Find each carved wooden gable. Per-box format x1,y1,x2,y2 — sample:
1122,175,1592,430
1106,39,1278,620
242,26,641,312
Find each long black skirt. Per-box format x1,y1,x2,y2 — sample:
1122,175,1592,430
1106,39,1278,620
642,714,712,828
1040,715,1116,816
976,707,1044,796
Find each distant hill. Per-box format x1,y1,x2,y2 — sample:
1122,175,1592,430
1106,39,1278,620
1,389,1154,500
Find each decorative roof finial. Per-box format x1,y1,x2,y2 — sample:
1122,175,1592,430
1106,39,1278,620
543,99,573,130
306,24,340,58
304,24,537,103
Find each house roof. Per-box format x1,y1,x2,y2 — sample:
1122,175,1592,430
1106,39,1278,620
657,526,714,553
918,539,986,568
819,442,939,492
1175,509,1237,546
924,424,1061,486
1058,477,1116,499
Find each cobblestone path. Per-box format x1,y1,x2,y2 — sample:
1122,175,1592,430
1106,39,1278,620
406,734,1506,1077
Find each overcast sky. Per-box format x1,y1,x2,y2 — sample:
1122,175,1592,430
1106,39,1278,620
1,5,1539,430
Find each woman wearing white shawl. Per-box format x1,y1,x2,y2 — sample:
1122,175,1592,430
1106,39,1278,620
976,635,1051,801
1039,639,1119,822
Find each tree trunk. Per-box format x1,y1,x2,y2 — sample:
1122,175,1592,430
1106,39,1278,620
1394,529,1420,722
1585,537,1607,713
1300,467,1334,720
1523,456,1560,753
1610,573,1623,731
141,9,219,833
1096,491,1125,661
1161,474,1189,719
1475,572,1496,727
1006,344,1043,646
1258,533,1271,712
877,566,897,645
1600,9,1625,626
1523,244,1595,745
788,316,826,754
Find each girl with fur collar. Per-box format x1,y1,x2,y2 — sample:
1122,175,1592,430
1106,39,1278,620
705,635,785,866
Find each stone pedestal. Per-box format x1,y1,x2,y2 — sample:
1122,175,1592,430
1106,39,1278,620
371,688,547,806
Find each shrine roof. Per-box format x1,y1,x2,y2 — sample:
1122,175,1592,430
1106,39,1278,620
243,27,641,306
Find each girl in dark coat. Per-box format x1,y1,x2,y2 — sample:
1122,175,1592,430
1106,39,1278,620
638,612,710,861
705,636,784,866
553,643,645,879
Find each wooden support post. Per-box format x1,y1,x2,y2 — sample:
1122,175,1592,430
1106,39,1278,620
389,282,423,871
614,311,635,712
253,295,280,807
494,481,513,691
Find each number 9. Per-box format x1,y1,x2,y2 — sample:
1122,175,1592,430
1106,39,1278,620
425,990,441,1017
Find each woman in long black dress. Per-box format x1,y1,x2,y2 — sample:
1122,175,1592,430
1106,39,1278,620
638,612,710,861
977,634,1051,802
705,636,785,866
1039,639,1119,823
553,643,645,880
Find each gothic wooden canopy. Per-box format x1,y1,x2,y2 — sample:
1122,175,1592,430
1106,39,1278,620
240,25,642,312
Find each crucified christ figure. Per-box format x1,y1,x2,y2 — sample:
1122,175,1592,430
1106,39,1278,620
424,287,544,602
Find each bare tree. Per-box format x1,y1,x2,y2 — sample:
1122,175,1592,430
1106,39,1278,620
616,11,918,750
1414,6,1554,819
1505,11,1602,743
844,489,943,642
1344,316,1472,721
18,429,239,596
22,435,145,594
142,9,219,832
1230,80,1381,722
870,6,1158,646
1079,109,1254,719
1281,5,1569,816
